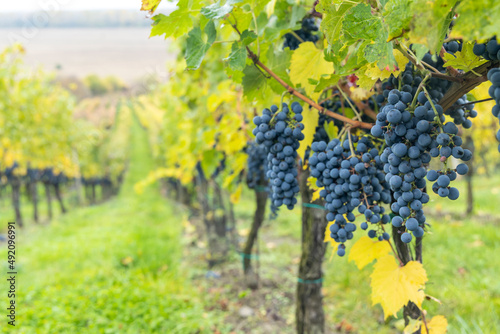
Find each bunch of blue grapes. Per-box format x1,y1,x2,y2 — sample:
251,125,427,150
246,143,268,189
283,18,319,51
473,37,500,61
426,162,469,200
309,135,391,256
372,84,471,244
487,67,500,152
253,102,305,210
246,142,279,218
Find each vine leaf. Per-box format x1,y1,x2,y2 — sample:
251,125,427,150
443,41,488,74
241,30,257,46
348,236,391,270
224,42,247,71
185,21,217,70
383,0,412,41
356,49,408,90
307,177,322,201
423,315,448,334
289,42,332,100
324,121,338,141
452,0,500,41
150,0,202,39
370,255,427,319
264,47,293,94
242,65,270,103
201,0,242,19
296,106,319,161
316,0,359,44
404,319,422,334
140,0,162,13
408,0,458,54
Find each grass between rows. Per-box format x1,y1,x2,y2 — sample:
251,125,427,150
0,119,224,333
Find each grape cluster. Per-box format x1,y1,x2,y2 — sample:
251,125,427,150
253,102,305,210
246,143,268,189
283,18,319,51
487,67,500,152
246,142,279,218
309,135,391,256
372,86,471,243
426,163,469,200
473,38,500,61
445,95,477,127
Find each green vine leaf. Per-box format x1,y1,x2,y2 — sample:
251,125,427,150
383,0,412,41
316,0,360,44
150,0,202,39
408,0,458,54
443,41,488,74
453,0,500,41
201,0,242,20
224,42,247,71
185,21,217,70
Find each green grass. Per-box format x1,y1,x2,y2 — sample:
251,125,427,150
0,119,224,333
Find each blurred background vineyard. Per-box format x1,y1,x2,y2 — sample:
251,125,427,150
0,2,498,334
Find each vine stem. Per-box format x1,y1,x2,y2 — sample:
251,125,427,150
422,86,444,132
338,85,362,121
420,308,430,334
228,22,374,129
410,73,431,109
338,83,378,121
347,128,355,156
288,30,305,43
455,97,494,108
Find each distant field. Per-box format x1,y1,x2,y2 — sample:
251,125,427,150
0,28,175,83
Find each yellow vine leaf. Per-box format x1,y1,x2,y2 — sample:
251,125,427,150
404,319,422,334
140,0,162,13
324,121,338,140
311,190,321,202
307,177,322,202
296,106,319,161
393,48,410,75
423,315,448,334
356,49,409,91
289,42,333,101
348,236,392,270
370,255,428,319
230,184,243,204
350,87,372,101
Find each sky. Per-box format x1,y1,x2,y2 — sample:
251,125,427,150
0,0,174,12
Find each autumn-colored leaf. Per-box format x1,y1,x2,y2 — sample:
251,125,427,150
370,255,427,319
348,236,392,269
423,315,448,334
296,106,319,162
289,42,333,100
141,0,162,13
